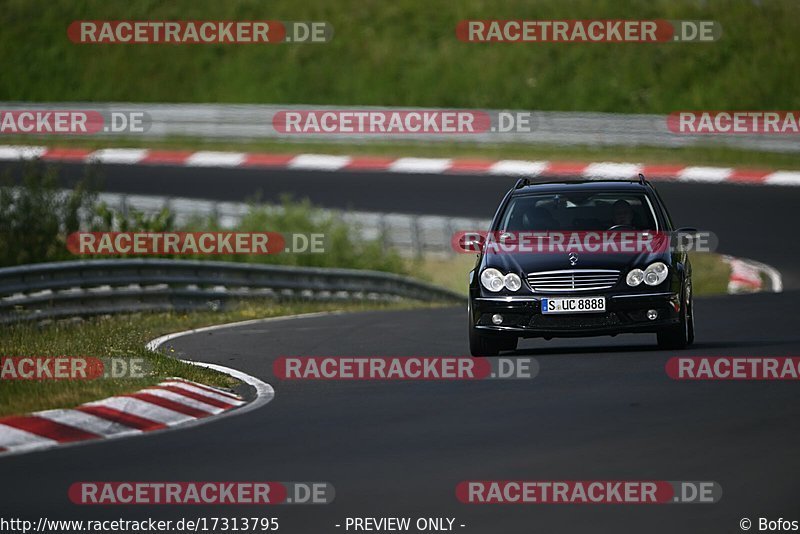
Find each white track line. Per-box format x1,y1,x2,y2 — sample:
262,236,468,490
145,312,344,427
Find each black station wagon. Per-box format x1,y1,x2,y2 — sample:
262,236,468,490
467,177,696,356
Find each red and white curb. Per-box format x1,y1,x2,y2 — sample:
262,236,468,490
0,378,246,456
2,145,800,185
724,256,783,294
0,327,280,458
0,313,344,458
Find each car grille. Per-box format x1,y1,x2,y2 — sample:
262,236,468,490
529,312,621,329
526,269,620,292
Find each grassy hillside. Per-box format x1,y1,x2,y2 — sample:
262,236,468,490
0,0,797,112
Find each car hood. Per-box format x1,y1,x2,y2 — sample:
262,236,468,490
482,249,671,275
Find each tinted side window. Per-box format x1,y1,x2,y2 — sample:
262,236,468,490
648,188,674,230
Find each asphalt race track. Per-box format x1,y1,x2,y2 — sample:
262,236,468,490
2,298,799,533
1,161,799,533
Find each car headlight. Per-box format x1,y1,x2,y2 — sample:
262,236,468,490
480,269,522,292
480,268,505,292
644,262,669,286
504,273,522,291
626,269,645,287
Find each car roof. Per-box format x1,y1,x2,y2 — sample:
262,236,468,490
512,180,651,196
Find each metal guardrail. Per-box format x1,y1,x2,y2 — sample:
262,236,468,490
0,259,463,324
0,102,796,153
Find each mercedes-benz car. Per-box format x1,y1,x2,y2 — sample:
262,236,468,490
467,177,695,356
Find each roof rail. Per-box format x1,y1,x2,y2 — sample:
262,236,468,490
638,173,647,185
514,178,530,189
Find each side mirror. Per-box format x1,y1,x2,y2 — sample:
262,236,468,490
674,227,699,253
458,234,486,253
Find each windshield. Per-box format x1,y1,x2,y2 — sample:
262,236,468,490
498,192,658,232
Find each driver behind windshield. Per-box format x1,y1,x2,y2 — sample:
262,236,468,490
525,207,560,231
611,199,636,228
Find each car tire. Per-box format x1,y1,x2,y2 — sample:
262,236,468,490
469,329,502,357
686,284,695,346
657,285,693,349
467,299,518,356
500,336,519,352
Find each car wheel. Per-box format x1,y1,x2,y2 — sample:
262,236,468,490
467,299,517,356
657,286,691,350
469,328,502,357
686,285,695,346
500,336,519,352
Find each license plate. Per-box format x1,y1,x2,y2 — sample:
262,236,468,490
541,296,606,314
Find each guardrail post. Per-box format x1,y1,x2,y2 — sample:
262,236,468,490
379,214,389,253
444,219,454,256
411,217,422,259
211,201,220,227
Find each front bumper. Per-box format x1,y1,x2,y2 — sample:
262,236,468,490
471,291,681,338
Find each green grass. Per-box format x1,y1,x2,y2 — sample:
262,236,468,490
0,0,797,113
687,252,730,296
0,300,420,417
